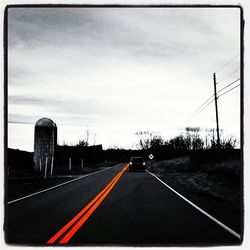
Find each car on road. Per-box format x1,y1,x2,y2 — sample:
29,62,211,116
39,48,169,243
129,157,146,172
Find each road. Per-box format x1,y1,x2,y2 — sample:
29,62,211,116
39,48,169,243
6,163,241,245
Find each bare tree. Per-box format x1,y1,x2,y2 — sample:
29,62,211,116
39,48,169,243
135,131,153,150
184,127,192,150
150,135,164,149
184,127,204,150
107,144,119,150
220,131,238,149
76,139,88,147
208,128,217,149
93,133,97,145
135,131,164,150
168,135,187,150
86,128,89,146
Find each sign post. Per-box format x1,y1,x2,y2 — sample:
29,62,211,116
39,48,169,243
148,154,154,169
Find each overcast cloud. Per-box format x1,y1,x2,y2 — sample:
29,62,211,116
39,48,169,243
8,7,241,151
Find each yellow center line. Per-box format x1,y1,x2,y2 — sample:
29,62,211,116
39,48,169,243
47,163,129,244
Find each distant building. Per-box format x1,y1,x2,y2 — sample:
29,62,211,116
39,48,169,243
33,117,57,171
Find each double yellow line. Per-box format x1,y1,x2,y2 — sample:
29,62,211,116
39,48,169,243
47,164,129,244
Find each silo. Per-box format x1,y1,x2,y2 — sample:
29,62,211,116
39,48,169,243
33,117,57,172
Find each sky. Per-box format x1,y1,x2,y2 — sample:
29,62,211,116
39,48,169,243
7,7,241,151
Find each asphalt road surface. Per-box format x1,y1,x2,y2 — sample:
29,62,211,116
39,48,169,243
6,163,241,246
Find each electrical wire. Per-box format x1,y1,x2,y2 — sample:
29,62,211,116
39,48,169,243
188,94,214,119
215,53,240,73
217,78,241,94
190,98,215,119
218,83,240,98
217,68,240,84
188,56,240,120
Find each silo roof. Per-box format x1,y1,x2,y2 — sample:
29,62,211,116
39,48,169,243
35,117,56,127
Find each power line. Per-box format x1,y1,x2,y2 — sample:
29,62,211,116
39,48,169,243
215,53,240,73
188,57,240,121
191,98,215,119
218,83,240,98
217,78,241,94
217,68,240,84
189,94,214,118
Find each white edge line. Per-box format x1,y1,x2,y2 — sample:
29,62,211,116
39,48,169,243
146,170,241,240
7,165,119,205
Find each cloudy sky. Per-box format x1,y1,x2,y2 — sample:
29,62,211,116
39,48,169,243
8,7,241,151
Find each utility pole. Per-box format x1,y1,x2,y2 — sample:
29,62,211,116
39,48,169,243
213,73,220,147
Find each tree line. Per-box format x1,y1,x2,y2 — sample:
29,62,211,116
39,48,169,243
135,127,238,151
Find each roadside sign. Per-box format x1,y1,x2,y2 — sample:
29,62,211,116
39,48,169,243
149,154,154,160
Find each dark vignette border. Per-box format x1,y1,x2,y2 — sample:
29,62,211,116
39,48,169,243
3,3,244,247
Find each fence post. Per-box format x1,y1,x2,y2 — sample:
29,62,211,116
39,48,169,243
44,157,48,179
50,156,54,176
39,159,42,171
81,158,83,168
69,158,71,171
